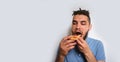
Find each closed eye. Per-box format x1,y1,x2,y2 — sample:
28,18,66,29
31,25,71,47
72,20,77,25
81,21,86,25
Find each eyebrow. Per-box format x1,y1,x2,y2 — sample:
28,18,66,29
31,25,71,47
73,20,86,22
72,20,77,22
81,20,86,22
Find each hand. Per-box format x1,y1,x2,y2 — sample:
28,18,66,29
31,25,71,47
76,37,98,62
58,35,77,56
76,37,90,54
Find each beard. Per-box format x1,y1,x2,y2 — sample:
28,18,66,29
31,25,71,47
83,31,88,40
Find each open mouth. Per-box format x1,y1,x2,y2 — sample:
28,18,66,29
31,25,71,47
75,32,82,37
75,32,82,36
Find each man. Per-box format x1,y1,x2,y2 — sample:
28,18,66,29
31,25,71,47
55,8,106,62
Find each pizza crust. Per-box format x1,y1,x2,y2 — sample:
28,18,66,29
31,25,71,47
70,35,81,40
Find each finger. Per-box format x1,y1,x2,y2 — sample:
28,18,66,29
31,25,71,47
78,45,83,49
78,37,84,43
66,42,77,48
64,40,75,45
67,46,75,51
76,39,83,45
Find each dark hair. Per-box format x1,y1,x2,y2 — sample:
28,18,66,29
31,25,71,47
72,8,91,24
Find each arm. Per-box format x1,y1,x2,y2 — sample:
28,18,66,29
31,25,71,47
76,38,106,62
76,38,97,62
55,36,77,62
55,53,65,62
83,48,97,62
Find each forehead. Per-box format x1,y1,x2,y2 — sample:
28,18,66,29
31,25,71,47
73,14,89,22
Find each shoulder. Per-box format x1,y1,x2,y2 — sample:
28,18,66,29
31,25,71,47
86,37,104,47
86,37,103,43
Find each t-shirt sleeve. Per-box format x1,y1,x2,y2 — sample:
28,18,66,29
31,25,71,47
96,41,106,61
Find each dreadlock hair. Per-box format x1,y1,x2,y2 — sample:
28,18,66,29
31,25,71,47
72,8,91,24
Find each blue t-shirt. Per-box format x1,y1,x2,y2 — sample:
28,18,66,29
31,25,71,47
64,37,106,62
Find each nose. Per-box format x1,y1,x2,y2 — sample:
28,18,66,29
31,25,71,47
76,23,81,30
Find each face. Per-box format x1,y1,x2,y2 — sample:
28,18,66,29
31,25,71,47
72,14,91,39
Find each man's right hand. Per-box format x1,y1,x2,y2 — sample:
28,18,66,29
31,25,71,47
55,35,77,62
58,35,77,56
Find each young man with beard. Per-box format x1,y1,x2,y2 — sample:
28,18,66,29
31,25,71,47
55,8,106,62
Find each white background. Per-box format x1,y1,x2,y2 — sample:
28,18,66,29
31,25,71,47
0,0,120,62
